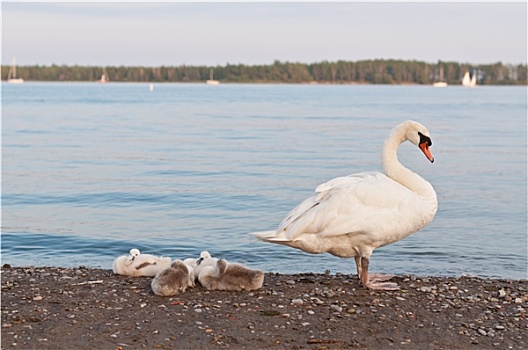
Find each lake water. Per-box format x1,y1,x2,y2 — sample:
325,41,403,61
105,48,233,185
2,82,526,279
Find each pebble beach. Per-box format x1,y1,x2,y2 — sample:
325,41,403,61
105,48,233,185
1,265,527,349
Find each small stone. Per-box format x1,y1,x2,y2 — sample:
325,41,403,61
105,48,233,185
330,305,342,312
478,329,487,336
301,322,311,326
498,289,506,298
346,308,356,314
514,298,523,304
291,298,303,306
260,310,280,316
396,296,406,301
285,280,296,285
495,325,505,330
33,296,43,301
195,308,203,313
307,310,315,315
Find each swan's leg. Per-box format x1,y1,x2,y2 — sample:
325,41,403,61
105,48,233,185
354,256,362,279
360,257,399,290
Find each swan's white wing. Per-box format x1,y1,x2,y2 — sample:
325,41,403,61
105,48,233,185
275,172,374,237
277,172,419,240
276,197,318,232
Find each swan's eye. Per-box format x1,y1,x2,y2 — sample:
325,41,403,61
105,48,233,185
418,132,432,146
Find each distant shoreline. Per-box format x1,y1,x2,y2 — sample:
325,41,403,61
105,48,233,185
3,80,527,87
3,59,527,85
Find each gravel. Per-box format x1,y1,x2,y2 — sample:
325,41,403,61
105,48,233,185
1,265,527,349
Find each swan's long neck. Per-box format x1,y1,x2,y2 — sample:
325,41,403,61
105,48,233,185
381,129,436,203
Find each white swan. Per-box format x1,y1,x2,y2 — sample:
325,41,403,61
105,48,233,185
198,259,264,291
112,248,172,277
250,120,437,290
151,260,195,296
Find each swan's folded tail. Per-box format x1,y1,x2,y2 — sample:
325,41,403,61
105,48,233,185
249,231,291,242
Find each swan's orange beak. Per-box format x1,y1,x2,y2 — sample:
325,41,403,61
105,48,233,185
419,142,434,163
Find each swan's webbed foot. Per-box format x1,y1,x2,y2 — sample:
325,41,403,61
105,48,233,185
364,280,400,290
356,257,400,291
369,273,396,283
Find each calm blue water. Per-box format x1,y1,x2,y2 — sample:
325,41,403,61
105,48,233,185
2,82,526,279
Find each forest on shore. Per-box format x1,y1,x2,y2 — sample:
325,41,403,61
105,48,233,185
2,59,527,85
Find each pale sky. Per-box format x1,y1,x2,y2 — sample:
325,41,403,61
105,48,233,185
2,1,527,67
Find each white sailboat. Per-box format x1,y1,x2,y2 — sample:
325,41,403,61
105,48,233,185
206,68,219,85
7,57,24,84
462,72,471,86
99,67,109,83
469,72,477,87
432,66,447,87
462,71,476,87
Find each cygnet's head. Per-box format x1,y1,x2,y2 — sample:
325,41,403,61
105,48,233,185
171,260,188,270
129,248,140,257
124,248,141,266
196,251,212,265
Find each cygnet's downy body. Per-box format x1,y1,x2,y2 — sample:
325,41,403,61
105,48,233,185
112,248,172,277
192,251,219,280
151,260,195,296
198,258,264,291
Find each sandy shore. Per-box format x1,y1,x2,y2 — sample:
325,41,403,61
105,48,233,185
1,265,526,349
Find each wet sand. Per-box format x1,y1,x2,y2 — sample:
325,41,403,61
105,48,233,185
1,265,526,349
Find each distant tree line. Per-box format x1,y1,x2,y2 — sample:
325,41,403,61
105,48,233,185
2,60,527,85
